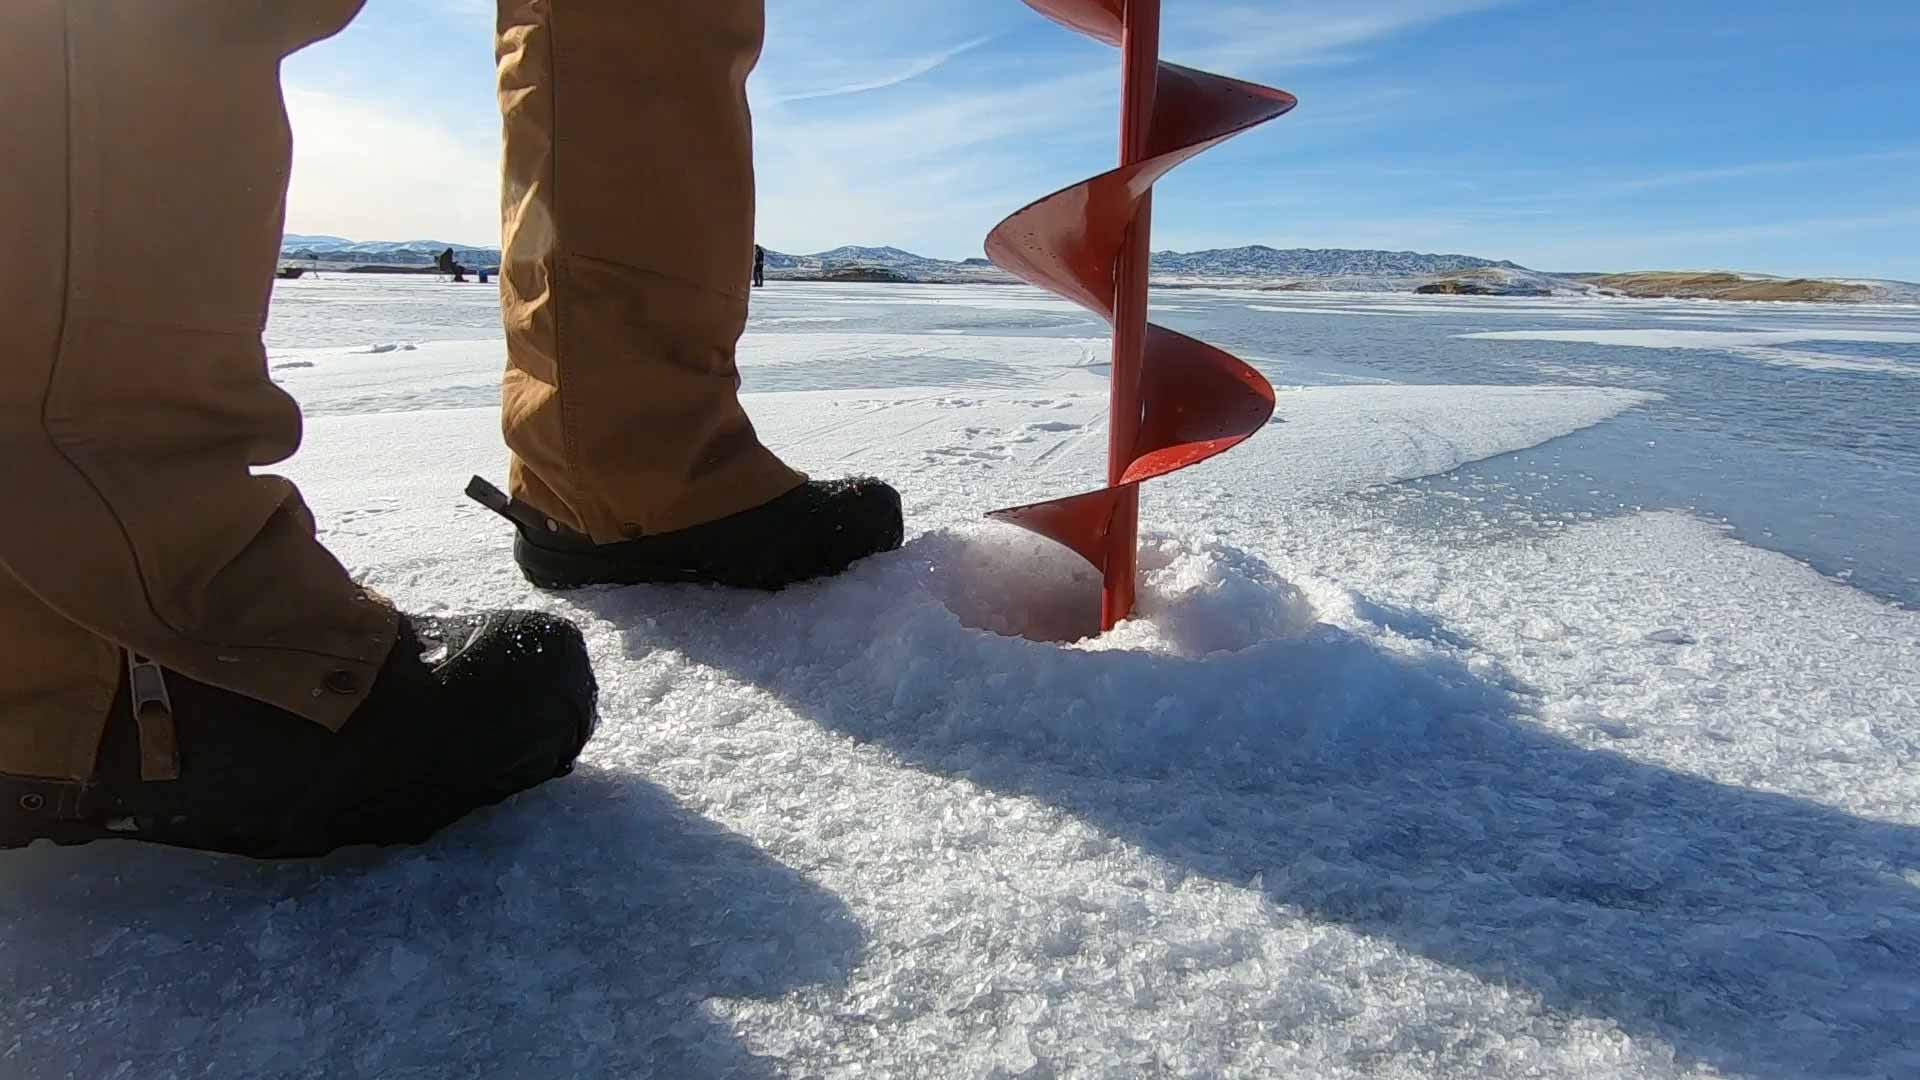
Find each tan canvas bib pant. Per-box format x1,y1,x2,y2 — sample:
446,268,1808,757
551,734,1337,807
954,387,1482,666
0,0,800,806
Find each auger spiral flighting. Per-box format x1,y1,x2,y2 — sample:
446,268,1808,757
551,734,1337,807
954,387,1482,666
983,0,1295,631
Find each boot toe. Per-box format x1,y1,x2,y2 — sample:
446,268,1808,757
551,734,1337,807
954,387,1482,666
3,609,600,859
817,477,905,572
746,477,903,590
428,610,599,779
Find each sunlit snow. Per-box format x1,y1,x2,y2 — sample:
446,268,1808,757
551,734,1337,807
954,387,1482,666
5,278,1917,1079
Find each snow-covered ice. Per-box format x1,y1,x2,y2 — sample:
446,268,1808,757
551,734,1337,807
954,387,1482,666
5,279,1918,1079
1463,328,1920,378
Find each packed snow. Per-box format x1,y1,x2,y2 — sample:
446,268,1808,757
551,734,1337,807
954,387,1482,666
4,279,1918,1079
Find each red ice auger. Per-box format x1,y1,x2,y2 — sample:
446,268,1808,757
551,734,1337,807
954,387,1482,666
984,0,1295,631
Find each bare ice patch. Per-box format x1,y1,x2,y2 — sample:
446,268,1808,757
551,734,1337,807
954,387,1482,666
1463,327,1920,377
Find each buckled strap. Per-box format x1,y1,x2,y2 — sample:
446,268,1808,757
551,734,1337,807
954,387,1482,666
126,652,180,782
464,476,592,541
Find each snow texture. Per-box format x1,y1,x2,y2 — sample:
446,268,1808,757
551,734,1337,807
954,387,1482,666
5,280,1918,1080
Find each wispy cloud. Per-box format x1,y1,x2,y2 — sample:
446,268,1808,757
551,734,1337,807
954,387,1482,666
283,87,500,245
1613,209,1920,248
278,0,1920,280
746,0,1513,255
1165,0,1512,73
1594,148,1920,196
282,0,1517,254
751,66,1112,256
772,35,995,103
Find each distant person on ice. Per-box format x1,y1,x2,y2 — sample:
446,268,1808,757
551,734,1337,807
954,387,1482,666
436,246,470,282
1,1,902,857
753,243,766,287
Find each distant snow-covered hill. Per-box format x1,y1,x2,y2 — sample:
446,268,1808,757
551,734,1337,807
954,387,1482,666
281,233,355,248
1151,245,1524,277
278,235,1916,301
762,242,1532,283
279,236,1539,283
761,245,1004,283
279,238,499,268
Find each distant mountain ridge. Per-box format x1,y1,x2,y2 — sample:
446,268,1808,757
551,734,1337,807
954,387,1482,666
279,235,1917,301
758,245,985,281
280,236,1533,280
281,236,500,267
1150,245,1523,277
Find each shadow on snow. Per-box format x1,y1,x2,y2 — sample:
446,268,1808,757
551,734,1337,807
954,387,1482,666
0,773,860,1078
577,528,1920,1079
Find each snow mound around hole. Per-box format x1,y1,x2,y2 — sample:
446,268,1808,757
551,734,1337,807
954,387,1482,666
583,526,1502,781
922,526,1318,653
919,525,1104,643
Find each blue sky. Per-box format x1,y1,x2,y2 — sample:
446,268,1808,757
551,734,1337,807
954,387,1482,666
282,0,1920,279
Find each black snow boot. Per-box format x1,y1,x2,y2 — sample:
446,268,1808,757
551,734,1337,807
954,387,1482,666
1,610,597,858
467,476,904,591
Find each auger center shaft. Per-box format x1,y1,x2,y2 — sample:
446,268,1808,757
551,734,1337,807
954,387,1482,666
1103,0,1161,629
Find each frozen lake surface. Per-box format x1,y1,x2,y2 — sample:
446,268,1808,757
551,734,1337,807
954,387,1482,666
269,277,1920,605
6,278,1917,1079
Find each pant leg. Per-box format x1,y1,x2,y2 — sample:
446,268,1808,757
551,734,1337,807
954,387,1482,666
0,572,121,786
0,0,394,783
496,0,804,543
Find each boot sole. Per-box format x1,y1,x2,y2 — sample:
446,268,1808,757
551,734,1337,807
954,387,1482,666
515,533,810,592
2,820,118,850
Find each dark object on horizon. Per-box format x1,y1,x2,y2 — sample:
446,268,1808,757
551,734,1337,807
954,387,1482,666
436,246,471,283
823,265,911,284
1415,279,1549,297
341,264,500,276
275,266,305,280
753,244,766,287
